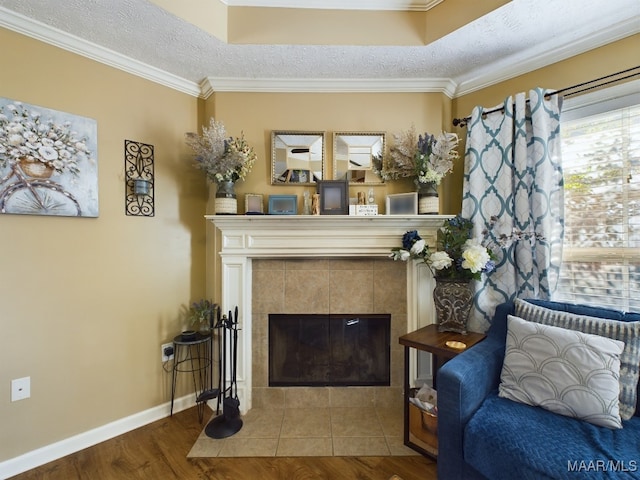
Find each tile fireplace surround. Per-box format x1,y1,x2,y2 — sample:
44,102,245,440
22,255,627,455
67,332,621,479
207,215,449,412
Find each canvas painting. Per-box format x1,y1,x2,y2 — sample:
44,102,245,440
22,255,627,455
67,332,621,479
0,97,98,217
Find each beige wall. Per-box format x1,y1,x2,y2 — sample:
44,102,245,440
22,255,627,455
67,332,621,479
1,19,636,465
202,91,455,303
0,28,204,461
204,91,454,211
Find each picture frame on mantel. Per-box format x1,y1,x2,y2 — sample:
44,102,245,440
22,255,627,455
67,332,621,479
268,195,297,215
386,192,418,215
317,180,349,215
245,194,264,214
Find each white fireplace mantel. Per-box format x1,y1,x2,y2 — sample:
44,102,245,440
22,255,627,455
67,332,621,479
207,215,450,411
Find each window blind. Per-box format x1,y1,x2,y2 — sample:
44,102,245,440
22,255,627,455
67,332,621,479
554,103,640,312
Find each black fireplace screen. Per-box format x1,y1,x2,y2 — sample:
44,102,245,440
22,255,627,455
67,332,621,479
268,313,391,387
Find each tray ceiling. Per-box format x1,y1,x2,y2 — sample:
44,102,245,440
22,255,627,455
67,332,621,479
0,0,637,97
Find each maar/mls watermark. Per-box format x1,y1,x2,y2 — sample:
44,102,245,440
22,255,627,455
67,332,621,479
568,459,638,473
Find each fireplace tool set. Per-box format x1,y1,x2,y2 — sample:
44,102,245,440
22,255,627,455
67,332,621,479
199,305,243,439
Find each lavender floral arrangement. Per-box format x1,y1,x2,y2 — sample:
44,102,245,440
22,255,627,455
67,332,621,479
373,125,459,185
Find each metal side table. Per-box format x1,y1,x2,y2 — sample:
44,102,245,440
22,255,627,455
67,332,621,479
170,331,211,422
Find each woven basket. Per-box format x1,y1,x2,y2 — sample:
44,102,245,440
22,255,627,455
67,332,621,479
409,402,438,449
19,158,54,179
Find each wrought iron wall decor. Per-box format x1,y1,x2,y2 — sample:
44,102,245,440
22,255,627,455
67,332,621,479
124,139,154,216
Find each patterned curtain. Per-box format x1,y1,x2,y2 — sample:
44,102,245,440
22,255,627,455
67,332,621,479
461,88,564,333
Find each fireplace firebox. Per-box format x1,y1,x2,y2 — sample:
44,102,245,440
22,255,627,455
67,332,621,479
269,313,391,387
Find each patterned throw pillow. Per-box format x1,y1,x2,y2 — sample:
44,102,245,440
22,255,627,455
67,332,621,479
499,315,624,428
515,299,640,420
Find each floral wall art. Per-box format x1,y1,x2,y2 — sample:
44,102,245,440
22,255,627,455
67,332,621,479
0,97,98,217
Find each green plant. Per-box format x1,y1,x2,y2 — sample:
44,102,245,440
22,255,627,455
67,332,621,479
187,299,218,330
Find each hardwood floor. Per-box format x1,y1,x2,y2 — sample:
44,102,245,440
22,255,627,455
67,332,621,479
10,406,437,480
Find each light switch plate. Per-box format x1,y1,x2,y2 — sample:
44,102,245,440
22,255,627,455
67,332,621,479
11,377,30,402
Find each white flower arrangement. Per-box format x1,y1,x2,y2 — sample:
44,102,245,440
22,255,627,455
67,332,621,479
0,101,91,175
390,215,545,281
185,118,256,183
390,216,495,281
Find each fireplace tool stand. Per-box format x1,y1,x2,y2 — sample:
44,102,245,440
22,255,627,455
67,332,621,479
196,304,222,414
205,306,243,438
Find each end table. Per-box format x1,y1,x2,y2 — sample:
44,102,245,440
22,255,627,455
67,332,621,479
399,324,486,458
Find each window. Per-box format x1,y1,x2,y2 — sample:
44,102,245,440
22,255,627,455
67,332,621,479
553,82,640,312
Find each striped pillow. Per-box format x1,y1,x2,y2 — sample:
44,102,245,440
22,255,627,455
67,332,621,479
515,298,640,420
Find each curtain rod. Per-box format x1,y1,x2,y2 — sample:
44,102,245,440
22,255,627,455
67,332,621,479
452,66,640,128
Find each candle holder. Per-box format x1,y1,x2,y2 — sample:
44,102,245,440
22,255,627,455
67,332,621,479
125,139,154,217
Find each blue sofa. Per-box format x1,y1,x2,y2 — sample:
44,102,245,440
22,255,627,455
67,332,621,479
437,299,640,480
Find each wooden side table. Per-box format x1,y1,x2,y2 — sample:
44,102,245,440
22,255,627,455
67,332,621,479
399,324,486,458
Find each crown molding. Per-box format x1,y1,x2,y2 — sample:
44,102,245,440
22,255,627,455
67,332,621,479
201,76,457,96
222,0,442,11
0,7,201,97
453,16,640,97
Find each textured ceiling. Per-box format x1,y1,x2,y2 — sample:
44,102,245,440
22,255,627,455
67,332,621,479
0,0,638,96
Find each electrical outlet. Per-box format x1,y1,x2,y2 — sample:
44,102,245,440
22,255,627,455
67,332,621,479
11,377,30,402
161,343,174,362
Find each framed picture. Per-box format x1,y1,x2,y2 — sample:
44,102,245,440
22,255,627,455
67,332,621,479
0,97,98,217
268,195,297,215
317,180,349,215
245,194,264,214
386,192,418,215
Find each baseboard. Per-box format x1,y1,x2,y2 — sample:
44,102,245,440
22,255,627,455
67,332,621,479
0,394,197,480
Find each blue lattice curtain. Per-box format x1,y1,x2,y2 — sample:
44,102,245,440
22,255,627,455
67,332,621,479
461,88,565,333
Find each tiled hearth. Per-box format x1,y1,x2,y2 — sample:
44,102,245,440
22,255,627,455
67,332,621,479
188,402,420,457
251,258,407,411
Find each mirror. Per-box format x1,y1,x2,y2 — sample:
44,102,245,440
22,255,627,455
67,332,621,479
271,131,325,185
333,132,385,184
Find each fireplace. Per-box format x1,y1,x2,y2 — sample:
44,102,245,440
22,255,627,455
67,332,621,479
269,313,391,387
207,215,447,412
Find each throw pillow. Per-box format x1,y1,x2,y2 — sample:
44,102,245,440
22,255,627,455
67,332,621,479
515,298,640,419
499,315,624,428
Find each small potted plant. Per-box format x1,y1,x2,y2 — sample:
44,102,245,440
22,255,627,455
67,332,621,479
186,299,218,333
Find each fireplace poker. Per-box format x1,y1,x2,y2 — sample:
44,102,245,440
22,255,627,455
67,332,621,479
232,306,239,400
